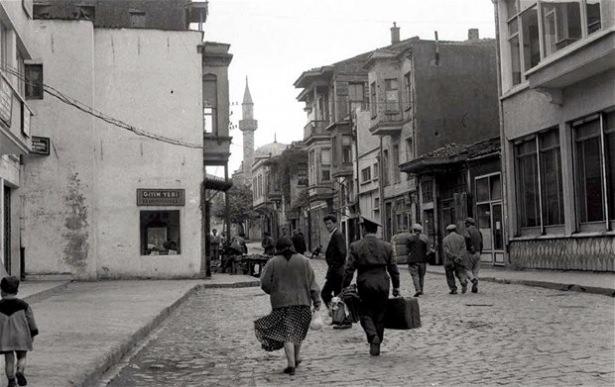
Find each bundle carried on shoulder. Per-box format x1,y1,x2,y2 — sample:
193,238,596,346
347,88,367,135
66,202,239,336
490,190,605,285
391,232,412,264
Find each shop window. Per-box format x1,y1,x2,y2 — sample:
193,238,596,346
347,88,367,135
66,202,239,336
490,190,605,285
25,64,43,100
140,211,180,255
573,111,615,227
514,128,565,231
515,138,540,228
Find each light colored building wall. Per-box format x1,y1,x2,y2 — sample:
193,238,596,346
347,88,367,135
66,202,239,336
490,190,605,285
93,28,203,278
22,21,204,279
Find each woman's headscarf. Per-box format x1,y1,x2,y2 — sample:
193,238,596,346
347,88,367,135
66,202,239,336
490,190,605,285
275,237,296,260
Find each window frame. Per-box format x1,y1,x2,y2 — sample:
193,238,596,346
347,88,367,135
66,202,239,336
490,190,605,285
513,127,566,236
24,63,44,100
361,167,371,184
370,82,377,118
572,110,615,232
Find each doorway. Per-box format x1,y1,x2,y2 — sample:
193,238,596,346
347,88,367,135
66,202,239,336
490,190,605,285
475,173,504,265
3,186,11,274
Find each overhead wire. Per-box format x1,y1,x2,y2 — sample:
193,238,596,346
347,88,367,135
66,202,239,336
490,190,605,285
1,65,204,149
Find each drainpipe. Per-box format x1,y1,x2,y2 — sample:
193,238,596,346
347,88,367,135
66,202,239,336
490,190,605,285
492,0,510,263
378,136,385,235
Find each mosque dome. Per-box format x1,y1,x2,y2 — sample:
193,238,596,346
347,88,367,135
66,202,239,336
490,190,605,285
253,141,288,159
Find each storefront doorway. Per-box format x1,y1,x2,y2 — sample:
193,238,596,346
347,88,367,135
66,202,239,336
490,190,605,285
475,173,504,265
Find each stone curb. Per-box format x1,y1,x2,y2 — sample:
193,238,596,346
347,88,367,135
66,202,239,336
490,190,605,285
78,278,261,387
22,281,73,304
426,269,615,297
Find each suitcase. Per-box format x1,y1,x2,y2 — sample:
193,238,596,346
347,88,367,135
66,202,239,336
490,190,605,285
384,297,421,329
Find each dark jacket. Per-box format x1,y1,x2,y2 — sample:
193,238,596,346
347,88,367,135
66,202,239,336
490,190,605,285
260,253,322,309
325,229,347,273
292,233,307,254
407,233,430,264
342,235,400,293
464,225,483,255
261,236,275,255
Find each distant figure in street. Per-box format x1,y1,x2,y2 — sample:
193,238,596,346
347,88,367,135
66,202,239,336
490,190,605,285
261,232,275,256
407,223,432,297
255,237,321,376
310,245,322,260
343,217,400,356
292,229,307,255
211,229,221,260
463,218,483,293
321,215,349,329
442,224,468,294
0,277,38,387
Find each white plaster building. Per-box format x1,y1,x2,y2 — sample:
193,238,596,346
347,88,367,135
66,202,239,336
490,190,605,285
20,1,211,279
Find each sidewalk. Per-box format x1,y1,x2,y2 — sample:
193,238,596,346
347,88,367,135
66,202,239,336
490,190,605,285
1,274,259,387
426,265,615,296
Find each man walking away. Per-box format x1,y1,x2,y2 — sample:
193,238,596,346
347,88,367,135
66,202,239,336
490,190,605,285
292,229,307,255
343,216,400,356
321,214,350,329
442,224,468,295
407,224,430,297
463,218,483,293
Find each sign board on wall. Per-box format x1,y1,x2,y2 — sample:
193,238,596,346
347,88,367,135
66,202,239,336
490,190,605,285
0,75,13,127
31,136,50,155
137,189,185,206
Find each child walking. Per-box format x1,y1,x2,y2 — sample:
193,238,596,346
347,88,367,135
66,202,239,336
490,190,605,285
0,277,38,387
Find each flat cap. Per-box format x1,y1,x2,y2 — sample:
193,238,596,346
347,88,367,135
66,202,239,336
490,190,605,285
446,224,457,231
465,217,476,225
412,223,423,232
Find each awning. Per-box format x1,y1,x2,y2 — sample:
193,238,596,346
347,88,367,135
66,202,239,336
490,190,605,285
204,176,232,192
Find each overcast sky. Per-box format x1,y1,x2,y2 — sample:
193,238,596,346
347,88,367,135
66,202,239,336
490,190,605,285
203,0,496,177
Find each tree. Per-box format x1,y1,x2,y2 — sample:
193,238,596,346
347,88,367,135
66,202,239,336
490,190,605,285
211,183,256,228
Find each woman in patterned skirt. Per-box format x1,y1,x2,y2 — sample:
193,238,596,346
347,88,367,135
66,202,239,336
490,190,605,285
255,237,321,375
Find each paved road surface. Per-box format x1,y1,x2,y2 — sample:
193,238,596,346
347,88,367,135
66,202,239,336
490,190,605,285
108,258,615,386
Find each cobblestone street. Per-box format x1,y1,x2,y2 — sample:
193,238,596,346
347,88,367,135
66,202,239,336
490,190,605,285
107,259,615,386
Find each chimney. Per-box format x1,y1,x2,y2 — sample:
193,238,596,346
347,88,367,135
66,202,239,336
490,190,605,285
468,28,479,40
390,22,400,44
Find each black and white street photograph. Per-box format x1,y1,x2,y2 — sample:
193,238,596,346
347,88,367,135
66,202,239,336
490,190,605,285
0,0,612,386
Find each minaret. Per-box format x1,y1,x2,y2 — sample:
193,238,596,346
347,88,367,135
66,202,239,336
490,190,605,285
239,77,257,185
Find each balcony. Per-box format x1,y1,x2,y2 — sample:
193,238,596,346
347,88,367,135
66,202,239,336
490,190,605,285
303,120,329,144
203,134,231,166
369,111,405,136
332,164,353,178
526,29,615,95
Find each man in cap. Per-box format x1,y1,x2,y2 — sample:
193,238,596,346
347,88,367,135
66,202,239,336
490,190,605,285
406,223,432,297
442,224,468,294
463,217,483,293
343,216,400,356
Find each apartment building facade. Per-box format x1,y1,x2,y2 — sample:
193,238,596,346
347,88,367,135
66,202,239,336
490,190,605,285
495,0,615,271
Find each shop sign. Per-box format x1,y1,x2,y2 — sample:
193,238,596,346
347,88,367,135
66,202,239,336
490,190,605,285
31,136,50,156
137,189,185,206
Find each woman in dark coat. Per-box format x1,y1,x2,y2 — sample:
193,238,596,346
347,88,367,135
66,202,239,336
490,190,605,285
342,217,400,356
255,238,321,375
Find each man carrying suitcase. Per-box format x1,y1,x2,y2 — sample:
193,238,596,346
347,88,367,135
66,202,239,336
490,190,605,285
343,216,400,356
